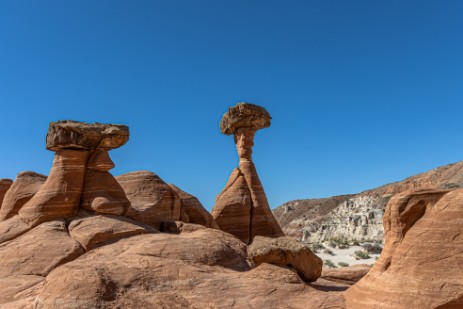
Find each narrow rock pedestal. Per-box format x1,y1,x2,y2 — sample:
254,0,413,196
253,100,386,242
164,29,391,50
212,103,284,244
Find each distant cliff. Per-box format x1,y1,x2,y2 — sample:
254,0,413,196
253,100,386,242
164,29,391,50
273,161,463,243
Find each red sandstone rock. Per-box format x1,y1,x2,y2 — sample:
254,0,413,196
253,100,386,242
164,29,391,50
0,275,44,306
19,121,130,226
212,103,284,244
81,149,130,215
18,150,89,226
0,178,13,208
116,170,182,229
212,168,253,242
0,220,84,279
0,172,46,221
248,235,323,282
0,119,352,308
321,264,371,285
46,120,129,151
34,229,345,309
345,189,463,308
68,214,158,251
168,183,218,228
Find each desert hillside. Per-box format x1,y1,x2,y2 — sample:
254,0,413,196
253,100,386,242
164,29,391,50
274,160,463,243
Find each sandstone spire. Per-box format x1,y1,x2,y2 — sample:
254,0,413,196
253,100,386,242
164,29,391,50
212,103,284,244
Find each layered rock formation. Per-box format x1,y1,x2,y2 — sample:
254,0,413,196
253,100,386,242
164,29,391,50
212,103,284,244
248,236,323,282
345,188,463,308
168,183,218,228
0,119,342,308
321,264,371,286
34,229,345,309
0,172,46,221
1,117,462,308
274,160,463,243
116,171,216,229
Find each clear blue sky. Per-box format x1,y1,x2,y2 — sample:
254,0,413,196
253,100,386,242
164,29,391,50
1,1,462,210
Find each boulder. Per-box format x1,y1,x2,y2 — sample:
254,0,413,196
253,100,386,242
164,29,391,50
0,172,46,221
345,189,463,308
46,120,129,151
116,171,181,229
248,236,323,282
219,102,271,135
68,214,158,251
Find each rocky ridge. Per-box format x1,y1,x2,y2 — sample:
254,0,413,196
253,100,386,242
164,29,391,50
274,161,463,243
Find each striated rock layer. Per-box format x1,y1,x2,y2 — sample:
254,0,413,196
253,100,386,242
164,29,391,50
32,229,345,309
248,236,323,282
18,150,89,226
116,171,182,229
0,172,46,221
345,188,463,308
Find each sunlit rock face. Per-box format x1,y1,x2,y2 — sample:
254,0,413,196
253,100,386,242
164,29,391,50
301,195,387,243
212,103,284,244
345,189,463,308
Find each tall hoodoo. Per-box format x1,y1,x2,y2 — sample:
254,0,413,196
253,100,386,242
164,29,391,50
212,102,284,244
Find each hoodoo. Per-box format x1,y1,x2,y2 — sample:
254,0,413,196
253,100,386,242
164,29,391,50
211,103,284,244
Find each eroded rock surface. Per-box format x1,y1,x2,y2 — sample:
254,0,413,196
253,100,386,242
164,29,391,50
168,183,218,228
0,172,46,221
345,189,463,308
18,150,89,226
116,170,182,229
212,103,284,244
46,120,129,151
248,236,323,282
0,220,84,279
81,149,130,215
33,229,345,309
68,214,158,251
321,264,371,285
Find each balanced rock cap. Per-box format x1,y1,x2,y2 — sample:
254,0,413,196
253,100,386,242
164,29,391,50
220,102,271,135
46,120,129,151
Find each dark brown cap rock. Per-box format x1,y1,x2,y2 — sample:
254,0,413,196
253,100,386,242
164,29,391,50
220,102,271,135
46,120,129,151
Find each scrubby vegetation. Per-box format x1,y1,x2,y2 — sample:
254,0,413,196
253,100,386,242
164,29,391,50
362,243,382,254
338,262,349,267
324,259,336,268
354,250,371,260
309,243,325,253
323,249,335,256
